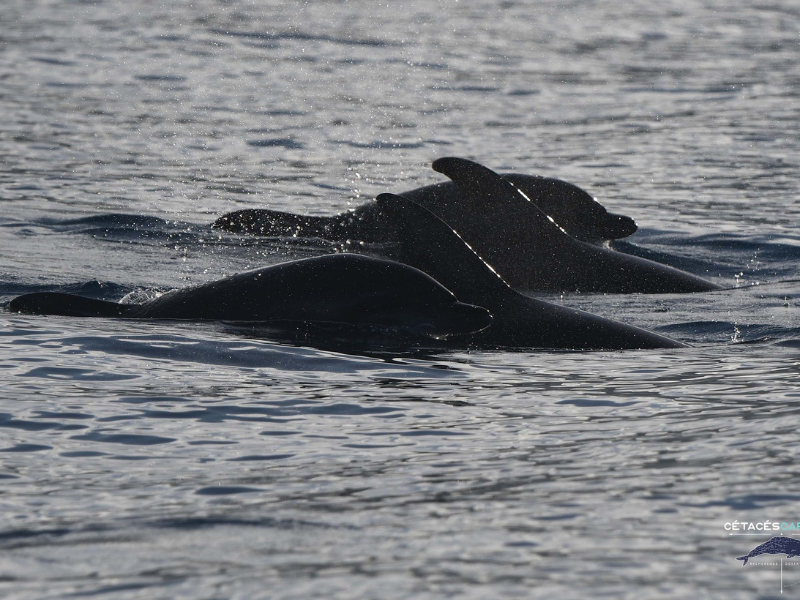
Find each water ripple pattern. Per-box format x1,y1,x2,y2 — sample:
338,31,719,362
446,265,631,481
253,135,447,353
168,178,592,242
2,1,800,598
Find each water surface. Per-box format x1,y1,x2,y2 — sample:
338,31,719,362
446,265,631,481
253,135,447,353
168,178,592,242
2,1,800,597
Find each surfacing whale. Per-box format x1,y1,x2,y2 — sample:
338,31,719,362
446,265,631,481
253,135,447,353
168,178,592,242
212,170,636,246
404,172,638,245
426,157,721,294
212,158,718,293
365,194,685,350
8,254,492,339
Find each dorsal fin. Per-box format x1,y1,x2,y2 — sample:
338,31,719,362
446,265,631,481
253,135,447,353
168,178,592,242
428,158,576,286
374,193,510,303
431,157,570,236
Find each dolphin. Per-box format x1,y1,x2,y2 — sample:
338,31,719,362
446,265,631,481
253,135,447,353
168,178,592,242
737,536,800,565
424,157,721,294
8,254,492,338
211,171,636,246
365,193,685,350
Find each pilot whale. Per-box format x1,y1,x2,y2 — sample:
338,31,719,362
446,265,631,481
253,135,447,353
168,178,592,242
364,194,685,350
737,536,800,565
212,170,636,246
404,172,638,245
8,254,492,338
212,158,718,293
423,158,721,294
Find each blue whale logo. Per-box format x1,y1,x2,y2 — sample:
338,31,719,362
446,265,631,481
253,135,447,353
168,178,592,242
737,536,800,565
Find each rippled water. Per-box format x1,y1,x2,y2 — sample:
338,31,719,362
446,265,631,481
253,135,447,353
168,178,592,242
2,1,800,598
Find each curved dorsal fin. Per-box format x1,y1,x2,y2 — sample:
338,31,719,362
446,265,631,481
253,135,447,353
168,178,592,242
431,157,510,203
431,157,570,237
428,158,575,286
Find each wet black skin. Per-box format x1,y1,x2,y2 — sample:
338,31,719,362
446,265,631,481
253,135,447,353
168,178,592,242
423,157,720,294
212,170,636,246
8,254,493,338
364,194,686,350
213,158,718,293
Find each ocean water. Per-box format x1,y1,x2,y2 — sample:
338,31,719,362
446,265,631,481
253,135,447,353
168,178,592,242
2,1,800,598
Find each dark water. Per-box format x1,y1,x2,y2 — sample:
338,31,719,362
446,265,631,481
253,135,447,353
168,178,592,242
2,1,800,598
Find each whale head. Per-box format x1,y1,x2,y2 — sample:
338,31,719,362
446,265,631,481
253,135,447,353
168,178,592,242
499,173,637,244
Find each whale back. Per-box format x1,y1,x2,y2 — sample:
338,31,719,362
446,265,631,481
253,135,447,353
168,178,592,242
374,193,512,306
137,254,470,325
430,157,578,287
372,194,685,350
430,157,721,294
213,173,637,246
398,175,636,245
9,255,492,337
502,173,638,244
212,208,338,238
8,292,136,318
